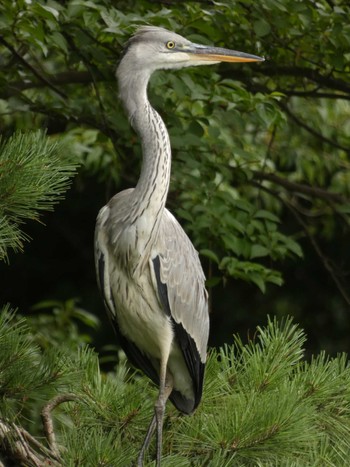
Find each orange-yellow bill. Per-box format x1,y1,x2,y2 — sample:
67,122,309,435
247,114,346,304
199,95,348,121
187,44,264,63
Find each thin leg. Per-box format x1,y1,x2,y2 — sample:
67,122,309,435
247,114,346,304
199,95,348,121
155,362,173,467
137,414,157,467
137,356,173,467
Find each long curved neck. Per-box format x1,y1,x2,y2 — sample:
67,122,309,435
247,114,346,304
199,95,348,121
118,65,171,238
132,101,171,209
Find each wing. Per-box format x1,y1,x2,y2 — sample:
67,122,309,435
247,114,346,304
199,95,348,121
95,204,160,387
151,209,209,410
95,201,209,413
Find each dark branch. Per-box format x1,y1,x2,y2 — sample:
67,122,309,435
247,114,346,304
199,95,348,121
280,102,350,153
252,181,350,307
274,90,350,101
16,93,118,138
2,63,350,102
0,36,67,99
0,71,113,99
222,65,350,98
262,66,350,95
0,419,59,466
41,393,80,459
253,170,347,204
286,199,350,307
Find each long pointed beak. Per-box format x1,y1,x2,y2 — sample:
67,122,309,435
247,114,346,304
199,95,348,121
187,44,264,63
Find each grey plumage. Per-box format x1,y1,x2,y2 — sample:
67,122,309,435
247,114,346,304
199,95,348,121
94,25,263,466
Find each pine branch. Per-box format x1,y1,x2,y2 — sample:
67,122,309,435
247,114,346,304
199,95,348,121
2,307,350,465
0,130,78,261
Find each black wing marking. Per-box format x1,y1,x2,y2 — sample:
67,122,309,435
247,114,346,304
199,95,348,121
97,249,105,291
117,323,195,414
112,319,160,386
97,249,197,413
97,250,158,380
152,256,205,413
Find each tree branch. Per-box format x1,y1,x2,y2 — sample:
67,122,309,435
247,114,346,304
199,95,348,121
0,71,103,98
280,102,350,153
2,65,350,104
0,419,59,466
286,198,350,307
263,66,350,95
0,36,67,99
251,181,350,307
41,393,80,459
0,394,80,466
252,170,347,204
222,65,350,99
275,90,350,101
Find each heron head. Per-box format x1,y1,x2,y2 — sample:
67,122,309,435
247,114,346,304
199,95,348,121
117,26,264,118
120,26,264,73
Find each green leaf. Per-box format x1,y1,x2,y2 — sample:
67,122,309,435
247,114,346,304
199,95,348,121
251,273,266,293
32,4,60,21
72,308,100,329
254,210,280,223
253,18,271,37
251,244,270,259
285,237,304,258
206,276,221,287
200,248,220,264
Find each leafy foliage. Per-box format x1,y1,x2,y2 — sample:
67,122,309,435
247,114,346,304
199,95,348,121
1,0,349,294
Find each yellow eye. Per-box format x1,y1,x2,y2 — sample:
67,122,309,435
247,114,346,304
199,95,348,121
166,41,175,49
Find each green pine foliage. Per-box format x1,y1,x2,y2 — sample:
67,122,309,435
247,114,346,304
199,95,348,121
1,309,350,466
0,130,78,262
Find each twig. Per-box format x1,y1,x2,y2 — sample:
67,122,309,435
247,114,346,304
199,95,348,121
41,393,80,459
280,102,350,153
288,198,350,306
0,35,67,99
274,89,350,101
252,170,347,204
19,426,55,458
0,394,80,465
2,71,350,102
252,181,350,306
12,423,40,466
263,66,350,95
0,418,59,467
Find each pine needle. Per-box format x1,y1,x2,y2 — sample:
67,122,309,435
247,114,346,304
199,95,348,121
0,130,78,261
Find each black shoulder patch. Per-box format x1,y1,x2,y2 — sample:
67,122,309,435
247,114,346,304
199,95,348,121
97,252,160,387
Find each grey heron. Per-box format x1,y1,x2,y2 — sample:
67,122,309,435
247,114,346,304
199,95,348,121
94,26,263,466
